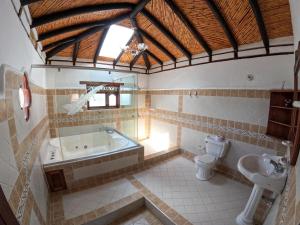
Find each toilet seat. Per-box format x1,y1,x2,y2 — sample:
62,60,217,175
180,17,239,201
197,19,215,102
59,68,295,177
194,154,216,166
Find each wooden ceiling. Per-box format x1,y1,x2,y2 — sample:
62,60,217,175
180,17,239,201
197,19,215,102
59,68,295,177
24,0,293,68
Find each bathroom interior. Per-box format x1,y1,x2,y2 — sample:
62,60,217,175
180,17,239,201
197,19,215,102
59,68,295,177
0,0,300,225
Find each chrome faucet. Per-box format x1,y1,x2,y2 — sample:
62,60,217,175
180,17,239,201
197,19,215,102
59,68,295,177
269,159,285,173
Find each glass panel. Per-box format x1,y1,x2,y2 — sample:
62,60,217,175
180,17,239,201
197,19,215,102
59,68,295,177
47,67,138,162
120,93,132,106
116,75,138,140
89,93,106,107
108,94,116,106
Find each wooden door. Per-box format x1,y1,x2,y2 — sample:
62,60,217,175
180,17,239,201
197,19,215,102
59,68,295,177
0,186,19,225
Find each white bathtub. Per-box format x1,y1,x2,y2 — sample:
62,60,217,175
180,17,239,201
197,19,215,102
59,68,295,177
43,129,139,165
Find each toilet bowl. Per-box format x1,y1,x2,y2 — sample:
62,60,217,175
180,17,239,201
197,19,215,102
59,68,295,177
194,136,230,180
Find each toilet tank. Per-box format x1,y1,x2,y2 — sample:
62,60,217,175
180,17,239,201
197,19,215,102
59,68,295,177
205,136,230,158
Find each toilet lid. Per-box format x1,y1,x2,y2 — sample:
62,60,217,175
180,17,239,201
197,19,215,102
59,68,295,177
195,154,216,164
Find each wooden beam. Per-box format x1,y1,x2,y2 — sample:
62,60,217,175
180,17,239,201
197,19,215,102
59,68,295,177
248,0,269,54
130,52,143,70
31,3,135,28
37,13,130,42
145,50,163,65
164,0,212,56
72,42,80,66
20,0,41,6
43,37,76,51
80,81,124,86
131,18,151,70
46,26,103,60
113,35,134,66
93,28,109,64
205,0,238,55
138,28,176,62
130,0,151,18
141,9,192,60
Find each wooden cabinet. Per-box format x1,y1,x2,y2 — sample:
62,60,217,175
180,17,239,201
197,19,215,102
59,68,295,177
45,170,67,192
266,90,298,140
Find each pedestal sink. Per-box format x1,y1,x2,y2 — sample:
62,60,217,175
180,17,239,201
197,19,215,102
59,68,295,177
236,154,288,225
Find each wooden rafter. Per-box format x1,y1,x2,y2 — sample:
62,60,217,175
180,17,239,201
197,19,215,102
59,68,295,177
205,0,238,57
164,0,212,57
93,28,109,64
43,36,76,51
130,52,143,70
138,28,176,62
248,0,270,54
141,9,192,61
46,26,104,60
31,3,135,28
72,42,80,66
20,0,41,6
37,13,130,42
131,18,151,70
145,50,163,65
113,36,134,66
130,0,151,18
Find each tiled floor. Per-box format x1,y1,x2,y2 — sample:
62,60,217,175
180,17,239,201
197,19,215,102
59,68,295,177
63,179,138,219
54,156,254,225
110,207,163,225
134,157,252,225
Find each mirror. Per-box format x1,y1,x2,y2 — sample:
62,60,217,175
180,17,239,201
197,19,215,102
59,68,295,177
19,72,31,121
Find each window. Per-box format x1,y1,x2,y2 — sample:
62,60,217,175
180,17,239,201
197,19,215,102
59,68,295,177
99,25,134,59
89,93,106,107
81,81,123,110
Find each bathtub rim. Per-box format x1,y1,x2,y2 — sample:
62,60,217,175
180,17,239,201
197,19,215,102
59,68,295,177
43,129,143,168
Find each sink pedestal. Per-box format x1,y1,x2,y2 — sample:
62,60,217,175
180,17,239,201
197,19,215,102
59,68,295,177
236,184,263,225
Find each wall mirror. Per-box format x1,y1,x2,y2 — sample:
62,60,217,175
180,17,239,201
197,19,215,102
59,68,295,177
18,72,31,121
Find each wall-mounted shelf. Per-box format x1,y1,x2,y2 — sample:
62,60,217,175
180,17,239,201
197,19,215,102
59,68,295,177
270,106,293,110
266,90,299,140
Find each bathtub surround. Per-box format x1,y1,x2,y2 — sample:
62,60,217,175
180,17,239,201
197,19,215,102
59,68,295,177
0,68,49,225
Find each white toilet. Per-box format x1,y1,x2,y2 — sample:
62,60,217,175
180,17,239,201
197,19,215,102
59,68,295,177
194,136,230,180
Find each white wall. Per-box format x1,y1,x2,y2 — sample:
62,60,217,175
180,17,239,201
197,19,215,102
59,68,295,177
183,96,269,125
149,54,294,90
0,0,46,87
148,50,294,169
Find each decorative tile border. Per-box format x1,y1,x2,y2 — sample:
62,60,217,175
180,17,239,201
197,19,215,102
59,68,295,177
1,69,49,225
109,206,163,225
48,191,144,225
147,89,270,99
149,108,285,154
45,148,180,194
127,175,192,225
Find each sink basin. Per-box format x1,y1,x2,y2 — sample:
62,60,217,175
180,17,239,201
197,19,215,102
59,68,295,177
236,154,288,225
238,154,287,193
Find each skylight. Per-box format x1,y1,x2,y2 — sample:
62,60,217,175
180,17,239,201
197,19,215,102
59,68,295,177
99,25,134,59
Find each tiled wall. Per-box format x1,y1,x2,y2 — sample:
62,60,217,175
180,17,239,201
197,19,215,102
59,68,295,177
0,67,50,225
46,89,147,140
143,89,284,170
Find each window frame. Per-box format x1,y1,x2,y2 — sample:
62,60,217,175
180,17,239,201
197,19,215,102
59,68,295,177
80,81,123,110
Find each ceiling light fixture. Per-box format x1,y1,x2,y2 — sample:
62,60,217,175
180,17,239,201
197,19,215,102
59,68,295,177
121,43,148,57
